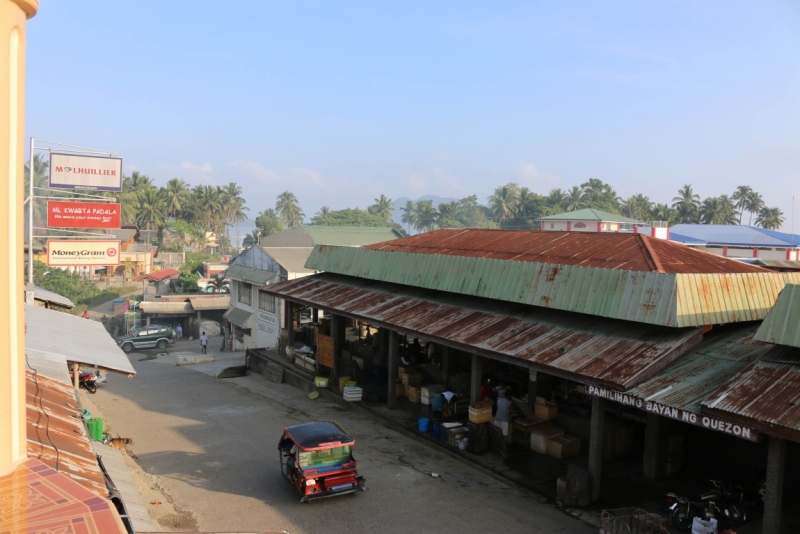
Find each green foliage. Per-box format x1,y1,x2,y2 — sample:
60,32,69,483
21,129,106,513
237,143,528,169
32,261,136,315
255,209,284,237
310,208,394,227
181,252,221,275
178,272,201,293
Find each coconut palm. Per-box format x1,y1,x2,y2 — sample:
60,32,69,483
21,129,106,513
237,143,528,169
732,185,753,225
652,204,676,225
547,188,566,210
671,185,701,223
275,191,304,228
370,195,394,221
220,182,248,251
207,276,230,294
620,194,652,221
135,188,167,231
755,207,785,230
565,186,586,211
192,185,223,231
400,200,416,234
315,206,331,218
164,178,190,218
745,192,765,226
242,229,261,248
488,183,519,223
414,200,439,232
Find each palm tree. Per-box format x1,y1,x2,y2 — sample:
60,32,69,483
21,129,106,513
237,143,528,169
745,192,765,226
315,206,331,218
414,200,439,232
547,188,566,210
652,203,675,225
488,184,519,223
400,200,416,234
620,194,652,221
242,229,261,248
437,201,460,224
164,178,190,218
275,191,304,228
566,186,586,211
192,185,223,231
220,182,248,251
672,185,701,223
370,195,394,221
755,207,785,230
732,185,753,224
206,276,230,294
135,188,167,231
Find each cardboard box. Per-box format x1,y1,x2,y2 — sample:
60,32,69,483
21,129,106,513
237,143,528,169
421,385,447,405
402,373,422,386
512,416,552,447
536,396,547,406
314,376,329,388
534,402,558,421
469,404,493,424
531,426,565,454
396,383,405,397
406,386,421,403
398,366,417,376
547,435,581,459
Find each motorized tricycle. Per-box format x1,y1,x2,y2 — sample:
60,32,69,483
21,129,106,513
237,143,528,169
278,421,367,503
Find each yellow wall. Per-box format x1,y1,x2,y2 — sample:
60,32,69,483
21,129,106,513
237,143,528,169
0,0,37,475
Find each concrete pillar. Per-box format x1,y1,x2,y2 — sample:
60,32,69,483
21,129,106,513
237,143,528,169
763,437,786,534
470,353,483,404
287,302,295,346
643,413,668,480
441,346,450,389
387,330,398,409
72,362,79,390
588,396,605,502
312,308,319,323
330,314,345,382
145,316,151,326
528,369,538,409
196,310,202,338
378,328,388,365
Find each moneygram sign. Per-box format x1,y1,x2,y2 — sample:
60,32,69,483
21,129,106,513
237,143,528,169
47,201,121,229
47,240,121,266
49,153,123,191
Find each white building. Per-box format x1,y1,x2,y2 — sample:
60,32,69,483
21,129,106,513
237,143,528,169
540,208,670,239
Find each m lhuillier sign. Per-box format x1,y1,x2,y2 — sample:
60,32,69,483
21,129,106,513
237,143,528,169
47,240,120,267
49,153,123,191
586,384,759,442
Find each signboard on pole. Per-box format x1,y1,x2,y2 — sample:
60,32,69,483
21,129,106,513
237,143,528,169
47,240,120,266
49,153,123,191
47,201,121,229
317,334,335,368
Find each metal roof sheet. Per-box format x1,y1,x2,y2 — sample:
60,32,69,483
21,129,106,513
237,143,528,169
33,286,75,308
139,301,193,314
754,284,800,348
224,306,253,326
701,346,800,439
306,241,800,327
261,273,703,390
25,371,107,496
540,208,639,223
224,264,279,284
26,306,136,375
669,224,800,248
26,347,71,385
188,295,230,310
260,247,316,274
92,442,156,533
132,268,180,282
753,259,800,271
303,225,402,246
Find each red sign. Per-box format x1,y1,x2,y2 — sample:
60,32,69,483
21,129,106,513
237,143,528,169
47,201,121,229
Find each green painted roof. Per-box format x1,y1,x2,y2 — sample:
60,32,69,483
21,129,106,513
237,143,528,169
540,208,639,223
755,284,800,348
303,226,402,246
306,244,800,328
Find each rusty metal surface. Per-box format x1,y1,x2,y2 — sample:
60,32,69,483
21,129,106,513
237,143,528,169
628,326,773,415
25,371,107,497
701,345,800,435
364,230,769,274
262,273,702,390
755,284,800,348
307,242,800,328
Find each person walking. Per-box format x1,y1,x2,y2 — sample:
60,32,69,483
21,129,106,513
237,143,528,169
220,325,227,352
82,310,89,319
200,332,208,354
176,324,183,340
493,382,513,440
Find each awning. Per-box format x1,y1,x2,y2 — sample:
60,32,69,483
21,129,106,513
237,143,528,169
34,286,75,308
26,305,136,375
189,295,230,310
261,273,703,390
138,301,193,314
224,306,253,327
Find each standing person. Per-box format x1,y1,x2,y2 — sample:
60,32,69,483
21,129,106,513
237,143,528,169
176,324,183,340
493,382,513,439
200,331,208,354
220,322,227,352
82,310,89,319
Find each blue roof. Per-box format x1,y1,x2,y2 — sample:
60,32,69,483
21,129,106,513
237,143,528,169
669,225,800,248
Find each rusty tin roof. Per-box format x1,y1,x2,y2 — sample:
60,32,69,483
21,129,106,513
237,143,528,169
262,273,702,390
26,371,107,497
306,232,800,328
754,284,800,348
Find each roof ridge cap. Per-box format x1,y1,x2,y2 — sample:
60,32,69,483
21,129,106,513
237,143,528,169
637,234,665,273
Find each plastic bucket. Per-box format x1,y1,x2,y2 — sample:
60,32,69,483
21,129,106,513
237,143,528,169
418,418,430,433
338,376,351,391
88,418,103,441
432,421,441,439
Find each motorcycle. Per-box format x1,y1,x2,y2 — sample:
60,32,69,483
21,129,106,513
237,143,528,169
70,369,100,394
668,479,753,532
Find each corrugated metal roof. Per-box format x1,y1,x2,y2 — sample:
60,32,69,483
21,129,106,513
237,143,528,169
260,247,315,274
224,264,279,284
33,286,75,308
628,326,772,415
25,371,107,496
132,268,180,282
26,347,71,385
540,208,639,223
304,225,402,246
139,301,193,314
754,284,800,348
753,259,800,271
701,346,800,438
307,240,800,328
261,273,703,390
224,306,253,326
188,295,230,310
26,306,136,375
669,224,800,248
92,442,156,533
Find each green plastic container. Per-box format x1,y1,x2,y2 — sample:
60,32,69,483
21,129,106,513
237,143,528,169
88,418,104,441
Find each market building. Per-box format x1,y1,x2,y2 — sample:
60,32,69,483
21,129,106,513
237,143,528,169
259,228,800,531
670,224,800,262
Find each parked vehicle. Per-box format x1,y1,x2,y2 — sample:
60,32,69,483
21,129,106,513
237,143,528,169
278,421,367,502
71,369,99,394
667,479,752,531
116,325,175,353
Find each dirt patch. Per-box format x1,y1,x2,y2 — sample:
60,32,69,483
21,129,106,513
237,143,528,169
157,512,199,531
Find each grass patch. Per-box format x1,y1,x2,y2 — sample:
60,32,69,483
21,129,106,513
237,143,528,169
71,286,137,316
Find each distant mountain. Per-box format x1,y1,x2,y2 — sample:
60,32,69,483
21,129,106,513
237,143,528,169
392,195,459,225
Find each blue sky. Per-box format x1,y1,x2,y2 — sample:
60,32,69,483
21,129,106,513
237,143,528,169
26,1,800,230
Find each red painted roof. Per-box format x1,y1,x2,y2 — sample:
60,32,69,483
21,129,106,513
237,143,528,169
132,268,181,282
365,229,769,274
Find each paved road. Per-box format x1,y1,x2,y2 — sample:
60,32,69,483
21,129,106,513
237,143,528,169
91,342,594,533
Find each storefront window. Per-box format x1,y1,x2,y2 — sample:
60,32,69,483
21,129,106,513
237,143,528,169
237,281,252,306
258,291,276,313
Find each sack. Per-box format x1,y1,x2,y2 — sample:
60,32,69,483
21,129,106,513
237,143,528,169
691,517,718,534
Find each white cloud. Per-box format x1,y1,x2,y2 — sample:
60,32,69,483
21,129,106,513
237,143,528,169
289,167,323,186
156,160,216,184
224,160,280,183
180,161,213,174
518,161,560,189
407,173,428,194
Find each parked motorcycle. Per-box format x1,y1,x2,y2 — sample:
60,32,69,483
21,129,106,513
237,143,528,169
70,369,100,394
667,480,748,532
